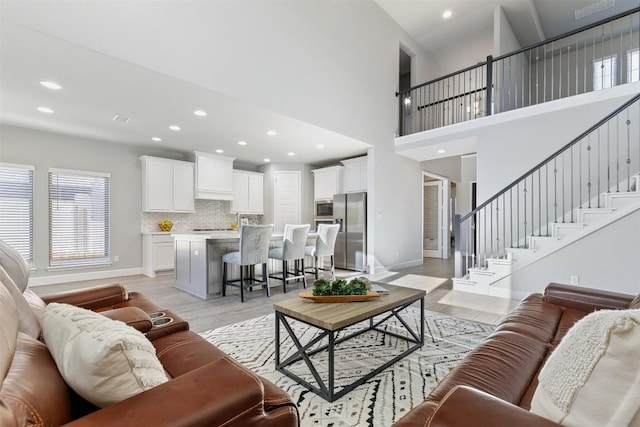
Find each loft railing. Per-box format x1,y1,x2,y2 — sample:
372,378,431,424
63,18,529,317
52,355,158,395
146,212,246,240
397,7,640,137
453,93,640,278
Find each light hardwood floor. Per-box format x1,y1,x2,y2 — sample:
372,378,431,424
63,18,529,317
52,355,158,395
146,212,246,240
31,257,520,333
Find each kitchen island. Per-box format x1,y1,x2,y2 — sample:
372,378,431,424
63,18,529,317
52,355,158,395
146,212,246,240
173,232,317,299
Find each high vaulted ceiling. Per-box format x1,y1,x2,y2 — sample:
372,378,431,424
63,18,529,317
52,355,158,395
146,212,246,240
375,0,639,56
1,0,637,166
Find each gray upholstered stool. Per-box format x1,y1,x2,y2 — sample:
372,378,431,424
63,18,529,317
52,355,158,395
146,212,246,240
222,224,274,303
304,223,340,280
268,224,310,293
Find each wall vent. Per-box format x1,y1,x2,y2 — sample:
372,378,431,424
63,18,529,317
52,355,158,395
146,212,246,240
112,113,131,124
575,0,615,20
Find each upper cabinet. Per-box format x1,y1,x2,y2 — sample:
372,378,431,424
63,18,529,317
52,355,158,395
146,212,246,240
312,166,343,200
231,170,264,214
190,151,235,200
140,156,195,213
341,156,368,193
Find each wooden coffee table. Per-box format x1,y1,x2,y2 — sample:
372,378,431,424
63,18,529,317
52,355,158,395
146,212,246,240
273,284,425,402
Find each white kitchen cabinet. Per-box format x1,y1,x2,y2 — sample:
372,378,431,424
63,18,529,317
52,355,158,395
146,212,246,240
190,151,235,200
341,156,368,193
140,156,195,213
312,166,343,200
142,234,175,277
231,170,264,214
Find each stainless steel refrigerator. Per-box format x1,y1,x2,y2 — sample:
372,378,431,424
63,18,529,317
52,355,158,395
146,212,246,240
333,192,367,271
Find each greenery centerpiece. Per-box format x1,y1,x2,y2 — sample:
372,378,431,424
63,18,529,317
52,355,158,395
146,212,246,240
311,277,369,296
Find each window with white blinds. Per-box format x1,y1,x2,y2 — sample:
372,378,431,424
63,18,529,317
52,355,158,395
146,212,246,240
627,48,639,83
593,54,617,90
0,163,34,266
49,168,110,268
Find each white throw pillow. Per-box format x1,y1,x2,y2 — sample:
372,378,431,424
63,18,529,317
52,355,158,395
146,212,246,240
43,302,168,408
530,308,640,427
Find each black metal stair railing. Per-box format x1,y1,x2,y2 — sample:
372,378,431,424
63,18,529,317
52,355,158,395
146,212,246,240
453,93,640,278
398,7,640,137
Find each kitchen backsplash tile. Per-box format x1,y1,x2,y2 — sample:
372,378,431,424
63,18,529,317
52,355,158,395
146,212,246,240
141,199,262,233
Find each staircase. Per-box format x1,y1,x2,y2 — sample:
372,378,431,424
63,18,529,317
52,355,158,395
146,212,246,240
453,94,640,298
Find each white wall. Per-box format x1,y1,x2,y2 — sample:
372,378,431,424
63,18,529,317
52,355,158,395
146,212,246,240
1,1,433,272
421,156,462,183
493,6,521,56
0,124,186,278
509,208,640,298
476,84,640,203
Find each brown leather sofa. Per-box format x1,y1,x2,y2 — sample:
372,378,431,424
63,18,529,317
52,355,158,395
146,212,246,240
0,245,299,426
393,283,640,427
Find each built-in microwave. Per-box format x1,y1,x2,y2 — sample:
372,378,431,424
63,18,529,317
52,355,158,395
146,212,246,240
315,200,333,219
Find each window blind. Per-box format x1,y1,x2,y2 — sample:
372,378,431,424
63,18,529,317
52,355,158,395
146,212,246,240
49,168,110,267
593,54,617,90
627,48,639,83
0,163,34,265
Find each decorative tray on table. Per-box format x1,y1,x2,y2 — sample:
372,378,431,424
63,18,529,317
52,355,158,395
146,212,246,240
298,291,380,303
299,277,381,303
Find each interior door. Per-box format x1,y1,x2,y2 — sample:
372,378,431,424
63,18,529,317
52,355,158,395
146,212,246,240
273,171,301,232
423,181,442,258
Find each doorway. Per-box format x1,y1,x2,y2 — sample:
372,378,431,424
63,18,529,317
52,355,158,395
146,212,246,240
398,46,412,136
422,171,452,259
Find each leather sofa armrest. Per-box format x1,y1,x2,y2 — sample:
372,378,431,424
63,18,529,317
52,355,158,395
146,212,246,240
428,386,561,427
544,283,634,312
100,307,153,333
40,283,129,310
63,358,298,427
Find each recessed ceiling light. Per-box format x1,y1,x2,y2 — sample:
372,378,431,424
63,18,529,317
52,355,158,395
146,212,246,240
316,144,325,149
238,140,247,146
193,110,207,117
37,106,54,114
169,125,181,131
151,137,162,142
442,10,452,18
263,158,271,162
215,149,224,153
40,81,62,90
267,130,277,136
287,152,295,156
437,149,446,154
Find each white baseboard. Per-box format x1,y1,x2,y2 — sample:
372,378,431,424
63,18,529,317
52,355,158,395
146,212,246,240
29,268,144,287
385,258,424,271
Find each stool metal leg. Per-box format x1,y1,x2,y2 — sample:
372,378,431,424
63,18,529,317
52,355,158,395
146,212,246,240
263,263,270,297
301,259,307,288
240,267,244,303
222,262,227,296
282,260,288,293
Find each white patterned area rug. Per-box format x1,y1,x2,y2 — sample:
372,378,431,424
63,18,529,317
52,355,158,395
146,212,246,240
199,307,494,427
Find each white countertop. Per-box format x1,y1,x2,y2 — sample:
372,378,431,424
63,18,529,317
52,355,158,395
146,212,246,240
172,232,317,240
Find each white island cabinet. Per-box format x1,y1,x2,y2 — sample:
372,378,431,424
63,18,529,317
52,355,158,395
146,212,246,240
140,156,195,213
190,151,235,200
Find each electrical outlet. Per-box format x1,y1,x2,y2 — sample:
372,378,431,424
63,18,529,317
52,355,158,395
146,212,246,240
570,275,579,285
113,255,119,263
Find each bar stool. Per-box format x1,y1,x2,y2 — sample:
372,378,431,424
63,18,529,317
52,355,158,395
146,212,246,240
222,224,274,303
268,224,310,293
305,223,340,280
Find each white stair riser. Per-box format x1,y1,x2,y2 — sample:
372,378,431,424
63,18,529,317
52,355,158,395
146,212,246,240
528,237,558,252
453,279,489,295
552,224,585,239
605,193,640,210
577,209,615,225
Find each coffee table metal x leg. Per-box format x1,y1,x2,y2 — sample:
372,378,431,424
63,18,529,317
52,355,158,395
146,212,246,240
275,297,424,402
